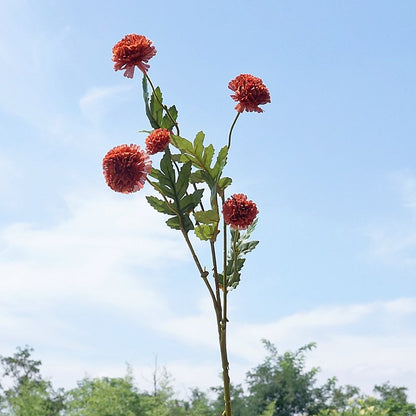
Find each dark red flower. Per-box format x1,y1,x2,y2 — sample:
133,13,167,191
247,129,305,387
103,144,152,193
222,194,259,230
145,128,171,155
112,34,157,78
228,74,271,113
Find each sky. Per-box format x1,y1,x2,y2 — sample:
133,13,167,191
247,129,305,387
1,0,416,402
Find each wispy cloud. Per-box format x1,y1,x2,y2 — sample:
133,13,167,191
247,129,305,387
1,190,414,399
0,190,187,330
79,85,133,124
158,298,416,399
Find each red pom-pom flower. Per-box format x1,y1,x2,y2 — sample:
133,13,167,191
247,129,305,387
112,34,157,78
222,194,259,230
145,128,171,155
228,74,271,113
103,144,152,193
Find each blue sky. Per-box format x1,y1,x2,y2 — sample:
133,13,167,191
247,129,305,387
1,0,416,401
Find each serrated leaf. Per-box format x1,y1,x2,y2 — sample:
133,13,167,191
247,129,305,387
194,225,217,241
218,176,232,190
150,87,164,126
179,189,204,213
146,196,175,215
194,209,219,224
171,132,223,187
166,215,194,232
176,162,192,199
189,171,205,183
148,148,202,233
170,135,194,154
171,153,182,163
160,105,178,130
220,219,259,290
203,144,215,168
142,76,160,129
165,216,181,230
211,146,228,180
194,131,205,156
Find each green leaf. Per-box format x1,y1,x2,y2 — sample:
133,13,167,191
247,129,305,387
150,87,164,127
193,209,219,224
189,170,205,183
170,134,194,154
165,216,181,230
170,133,229,192
148,149,203,233
145,196,174,215
218,176,232,190
160,105,178,130
176,162,192,199
211,145,228,180
142,76,159,129
194,131,205,157
179,189,204,213
194,225,217,241
220,219,259,290
166,215,194,232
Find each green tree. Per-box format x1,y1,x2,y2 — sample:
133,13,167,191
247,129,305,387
246,341,336,416
186,388,213,416
315,382,416,416
211,384,249,416
0,346,65,416
64,373,142,416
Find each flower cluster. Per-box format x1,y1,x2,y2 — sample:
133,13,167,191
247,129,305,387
102,144,152,193
103,34,271,416
145,128,171,155
228,74,271,113
112,34,157,78
222,194,259,230
105,35,268,228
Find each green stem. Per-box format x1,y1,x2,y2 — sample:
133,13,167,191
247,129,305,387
210,240,221,305
181,229,223,327
219,194,232,416
227,112,241,150
219,320,232,416
146,178,219,312
144,72,180,136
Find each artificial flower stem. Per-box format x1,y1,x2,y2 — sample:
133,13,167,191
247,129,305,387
219,318,232,416
144,72,180,136
210,241,221,304
145,178,219,310
227,112,241,150
181,229,221,315
219,194,232,416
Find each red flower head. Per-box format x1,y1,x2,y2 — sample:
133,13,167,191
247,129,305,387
103,144,152,193
228,74,271,113
112,34,157,78
145,128,172,155
222,193,259,230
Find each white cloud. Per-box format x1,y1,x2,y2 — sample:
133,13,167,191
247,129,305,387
79,85,133,123
1,189,415,401
152,298,416,400
0,190,187,326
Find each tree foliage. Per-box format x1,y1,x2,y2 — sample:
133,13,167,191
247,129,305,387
246,340,336,416
0,345,414,416
0,346,65,416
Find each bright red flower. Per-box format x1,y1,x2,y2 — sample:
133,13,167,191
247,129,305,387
222,194,259,230
145,128,171,155
112,34,157,78
103,144,152,193
228,74,271,113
